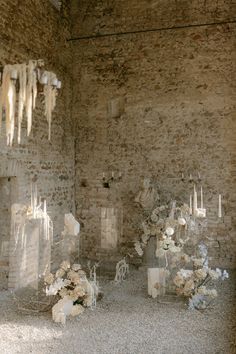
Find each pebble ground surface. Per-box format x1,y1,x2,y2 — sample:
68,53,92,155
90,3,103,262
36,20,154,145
0,269,235,354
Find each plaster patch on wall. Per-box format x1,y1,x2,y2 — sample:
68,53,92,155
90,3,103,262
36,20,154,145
108,97,125,118
101,207,118,249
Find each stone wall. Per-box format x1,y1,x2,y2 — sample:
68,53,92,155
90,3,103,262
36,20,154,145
71,0,236,268
0,178,14,289
0,0,75,270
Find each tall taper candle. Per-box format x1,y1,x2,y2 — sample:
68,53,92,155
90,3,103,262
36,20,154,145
218,194,222,218
34,184,37,215
43,199,47,216
200,186,203,209
193,184,198,215
30,183,33,210
190,194,192,215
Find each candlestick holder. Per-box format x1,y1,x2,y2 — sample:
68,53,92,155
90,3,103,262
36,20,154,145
37,67,62,94
102,172,122,188
181,172,202,184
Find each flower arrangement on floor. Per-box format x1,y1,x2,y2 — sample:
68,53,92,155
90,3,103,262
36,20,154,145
134,199,229,309
174,266,229,310
44,261,98,324
174,243,229,310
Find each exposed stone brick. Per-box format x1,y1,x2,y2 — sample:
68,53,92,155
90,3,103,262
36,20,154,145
0,0,74,269
71,0,236,268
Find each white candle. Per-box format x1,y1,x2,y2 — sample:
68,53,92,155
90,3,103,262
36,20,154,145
193,184,198,215
102,172,105,179
189,173,192,181
40,74,48,84
11,69,18,80
200,186,203,209
43,200,47,216
190,194,192,215
57,80,62,89
35,184,38,207
30,183,33,210
181,173,184,180
52,78,58,86
111,171,114,178
218,194,222,218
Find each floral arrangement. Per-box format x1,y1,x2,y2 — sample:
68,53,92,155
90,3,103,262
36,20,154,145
134,201,190,261
135,198,229,309
173,242,229,309
44,261,98,324
174,266,228,310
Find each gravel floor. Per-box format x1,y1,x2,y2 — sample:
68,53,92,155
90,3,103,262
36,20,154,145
0,269,235,354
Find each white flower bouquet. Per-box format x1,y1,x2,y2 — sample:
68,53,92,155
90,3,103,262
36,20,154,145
173,266,229,310
44,261,98,324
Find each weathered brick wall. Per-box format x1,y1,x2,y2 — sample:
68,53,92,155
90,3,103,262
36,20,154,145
0,178,12,289
0,0,75,268
71,0,236,268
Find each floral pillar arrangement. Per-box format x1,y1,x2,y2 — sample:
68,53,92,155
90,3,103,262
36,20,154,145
134,178,228,309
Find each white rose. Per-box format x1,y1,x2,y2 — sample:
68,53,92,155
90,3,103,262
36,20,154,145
197,286,207,295
178,217,186,226
195,268,207,280
151,213,158,223
165,227,174,236
193,258,204,267
208,269,219,280
55,268,65,278
222,270,229,280
59,288,68,298
173,274,185,287
70,304,84,317
72,264,82,271
44,272,54,285
60,261,70,271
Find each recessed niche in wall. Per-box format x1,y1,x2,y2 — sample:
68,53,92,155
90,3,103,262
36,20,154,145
0,177,16,290
108,97,125,118
101,207,119,249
